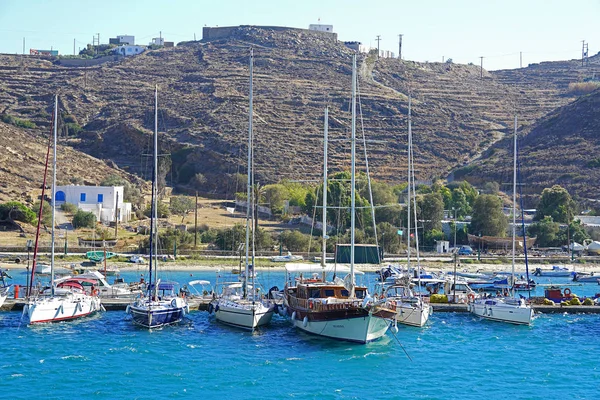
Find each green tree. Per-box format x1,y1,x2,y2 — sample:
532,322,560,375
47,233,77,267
450,188,470,218
100,175,143,210
263,183,290,216
169,196,195,223
419,192,444,232
535,185,576,224
469,194,508,237
280,230,313,252
424,228,445,248
32,200,52,226
528,216,560,247
0,201,37,224
377,222,404,255
144,200,170,218
72,210,97,229
214,224,246,251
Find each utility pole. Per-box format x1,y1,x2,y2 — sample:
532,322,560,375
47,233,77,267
376,35,381,58
194,191,198,249
398,34,403,60
582,40,588,66
73,38,76,56
520,51,522,68
114,191,119,239
479,56,484,78
22,37,25,55
194,33,196,41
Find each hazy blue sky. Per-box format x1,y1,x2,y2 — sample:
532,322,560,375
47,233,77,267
0,0,597,70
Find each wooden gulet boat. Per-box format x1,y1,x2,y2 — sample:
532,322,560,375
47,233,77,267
282,55,389,343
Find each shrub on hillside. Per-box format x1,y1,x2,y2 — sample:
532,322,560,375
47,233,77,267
0,201,37,224
61,203,78,213
567,81,600,96
72,210,97,229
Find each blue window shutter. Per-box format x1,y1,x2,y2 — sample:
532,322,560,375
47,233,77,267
98,194,104,203
80,193,86,202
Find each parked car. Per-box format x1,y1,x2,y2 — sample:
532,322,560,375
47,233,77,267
458,246,473,255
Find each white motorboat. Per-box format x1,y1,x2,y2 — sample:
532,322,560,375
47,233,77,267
533,266,578,277
55,270,143,299
572,272,600,283
270,252,303,262
468,116,533,325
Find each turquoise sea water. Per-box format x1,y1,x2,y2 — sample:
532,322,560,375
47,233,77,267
2,269,599,399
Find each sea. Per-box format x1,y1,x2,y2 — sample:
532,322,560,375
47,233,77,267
1,268,599,400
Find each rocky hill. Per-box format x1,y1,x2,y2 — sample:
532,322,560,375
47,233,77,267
459,89,600,203
0,25,599,202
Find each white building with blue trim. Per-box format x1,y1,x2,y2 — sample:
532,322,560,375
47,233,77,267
53,185,132,223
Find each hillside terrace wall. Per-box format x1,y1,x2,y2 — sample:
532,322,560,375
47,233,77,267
202,25,338,41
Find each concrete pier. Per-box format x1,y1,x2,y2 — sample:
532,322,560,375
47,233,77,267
3,299,599,314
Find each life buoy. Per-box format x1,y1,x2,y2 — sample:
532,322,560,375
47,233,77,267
92,288,99,297
308,300,314,309
468,293,475,302
564,288,572,296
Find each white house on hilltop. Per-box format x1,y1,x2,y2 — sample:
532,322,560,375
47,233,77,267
53,185,132,223
113,45,145,56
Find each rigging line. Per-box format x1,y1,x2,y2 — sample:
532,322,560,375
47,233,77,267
387,320,413,361
356,75,378,247
307,184,321,257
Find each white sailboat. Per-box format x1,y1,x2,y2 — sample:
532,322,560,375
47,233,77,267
126,86,189,328
212,48,275,330
23,95,102,324
468,116,534,325
282,54,389,343
374,95,431,328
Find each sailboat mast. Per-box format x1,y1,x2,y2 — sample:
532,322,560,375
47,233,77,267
350,53,357,295
322,106,328,281
512,115,517,297
407,95,412,271
410,120,423,291
50,94,58,297
149,85,159,294
244,48,254,299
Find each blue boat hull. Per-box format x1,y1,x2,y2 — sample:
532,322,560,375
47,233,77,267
128,301,186,328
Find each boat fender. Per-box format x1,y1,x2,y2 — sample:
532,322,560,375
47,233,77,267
488,307,493,316
291,311,297,321
208,303,214,314
302,316,308,328
391,322,399,334
483,306,487,316
126,305,130,314
279,305,287,317
467,303,471,312
215,304,219,312
100,304,106,312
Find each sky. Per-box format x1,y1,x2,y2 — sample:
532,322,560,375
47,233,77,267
0,0,597,71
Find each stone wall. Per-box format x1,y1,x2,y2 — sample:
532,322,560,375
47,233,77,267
202,25,337,41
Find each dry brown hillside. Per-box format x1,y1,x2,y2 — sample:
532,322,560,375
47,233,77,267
0,26,599,202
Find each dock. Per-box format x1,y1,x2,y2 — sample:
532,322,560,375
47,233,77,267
1,298,213,312
3,299,599,314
